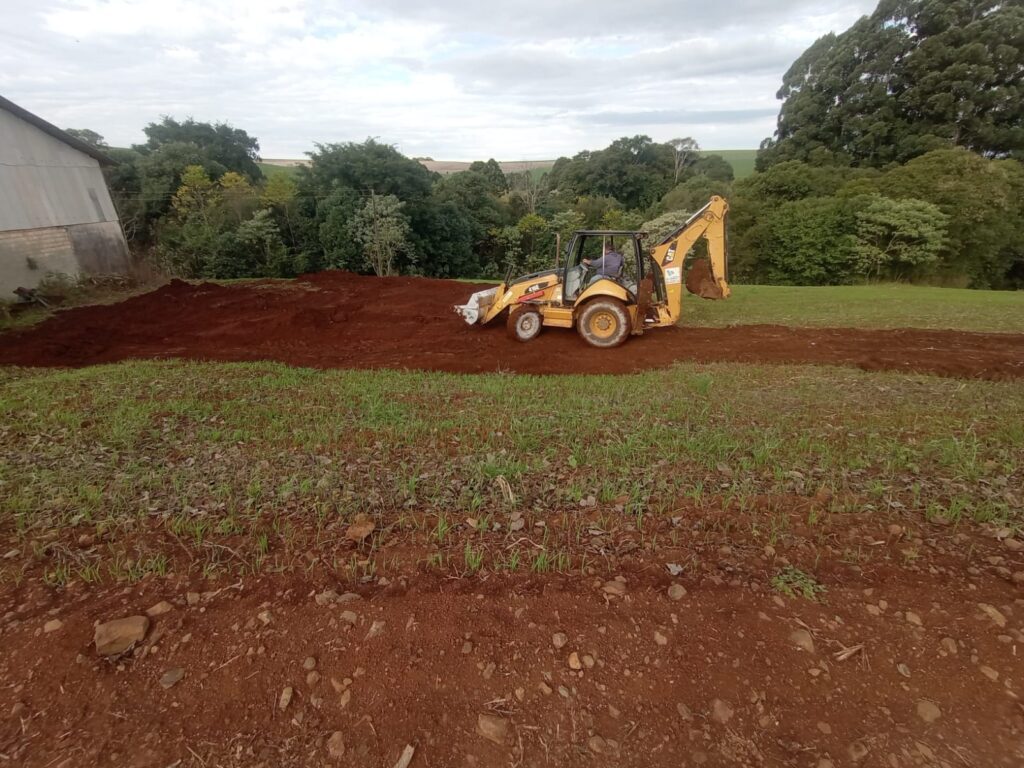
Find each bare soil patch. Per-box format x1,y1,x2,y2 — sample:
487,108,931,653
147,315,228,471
2,512,1022,768
1,272,1021,380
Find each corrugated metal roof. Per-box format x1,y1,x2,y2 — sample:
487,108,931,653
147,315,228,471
0,94,114,166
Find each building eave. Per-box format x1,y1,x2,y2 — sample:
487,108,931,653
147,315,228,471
0,94,116,166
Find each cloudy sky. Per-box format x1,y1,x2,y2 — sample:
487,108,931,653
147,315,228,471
1,0,876,160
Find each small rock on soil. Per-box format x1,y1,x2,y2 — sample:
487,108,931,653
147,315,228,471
94,615,150,656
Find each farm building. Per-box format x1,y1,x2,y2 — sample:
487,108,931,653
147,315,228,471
0,95,130,300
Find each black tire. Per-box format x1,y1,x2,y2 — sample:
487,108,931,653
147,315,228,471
577,298,630,348
507,306,543,342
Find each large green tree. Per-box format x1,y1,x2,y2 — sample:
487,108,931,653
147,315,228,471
306,140,489,277
841,148,1024,287
140,117,263,180
549,136,675,211
758,0,1024,169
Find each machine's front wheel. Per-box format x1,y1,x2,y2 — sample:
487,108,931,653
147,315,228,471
508,307,543,342
577,299,630,348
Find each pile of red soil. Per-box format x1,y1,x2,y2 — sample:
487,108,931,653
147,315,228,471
1,272,1022,379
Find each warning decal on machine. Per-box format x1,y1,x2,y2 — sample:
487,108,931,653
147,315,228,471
664,267,682,285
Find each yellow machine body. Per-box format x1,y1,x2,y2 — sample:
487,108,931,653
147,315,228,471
454,196,731,347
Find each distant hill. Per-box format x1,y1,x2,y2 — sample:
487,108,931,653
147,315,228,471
259,150,758,181
702,149,756,179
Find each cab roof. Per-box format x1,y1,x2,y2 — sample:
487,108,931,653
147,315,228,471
573,230,647,237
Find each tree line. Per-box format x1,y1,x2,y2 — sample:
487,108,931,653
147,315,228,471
77,0,1022,288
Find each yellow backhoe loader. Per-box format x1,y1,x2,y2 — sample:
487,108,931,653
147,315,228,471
455,195,731,347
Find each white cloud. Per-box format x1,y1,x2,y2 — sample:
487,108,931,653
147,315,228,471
1,0,878,159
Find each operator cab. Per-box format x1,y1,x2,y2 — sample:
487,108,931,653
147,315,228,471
562,230,649,303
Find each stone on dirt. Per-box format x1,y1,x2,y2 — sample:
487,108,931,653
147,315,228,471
186,592,200,606
848,740,869,761
667,584,686,601
327,731,345,760
977,603,1007,628
568,652,582,670
303,656,317,671
279,686,294,710
476,713,508,745
146,601,174,617
94,615,150,656
790,629,815,654
588,735,610,754
711,699,734,725
602,580,626,597
315,589,339,605
916,700,941,723
552,632,567,649
654,631,668,646
159,668,184,690
43,619,63,633
393,744,415,768
905,611,922,626
980,666,999,681
345,515,376,543
365,620,386,640
940,637,958,655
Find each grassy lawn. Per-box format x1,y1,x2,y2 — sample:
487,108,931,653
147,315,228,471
684,283,1024,333
1,360,1020,586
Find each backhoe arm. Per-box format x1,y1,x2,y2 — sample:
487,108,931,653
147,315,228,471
649,195,730,323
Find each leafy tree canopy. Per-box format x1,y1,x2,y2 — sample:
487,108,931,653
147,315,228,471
758,0,1024,170
467,159,508,195
138,116,263,180
550,135,675,211
64,128,108,148
303,138,435,201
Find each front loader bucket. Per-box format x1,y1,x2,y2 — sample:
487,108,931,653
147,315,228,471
454,287,498,325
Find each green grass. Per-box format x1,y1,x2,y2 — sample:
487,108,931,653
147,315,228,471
0,306,50,333
772,566,827,601
0,360,1020,585
684,283,1024,333
701,149,757,179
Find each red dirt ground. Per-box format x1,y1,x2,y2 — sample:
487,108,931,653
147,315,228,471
2,514,1023,768
1,272,1022,379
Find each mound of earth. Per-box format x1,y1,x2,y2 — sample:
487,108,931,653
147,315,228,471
1,271,1022,379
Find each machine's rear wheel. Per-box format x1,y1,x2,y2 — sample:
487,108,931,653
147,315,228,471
577,299,630,348
508,307,543,342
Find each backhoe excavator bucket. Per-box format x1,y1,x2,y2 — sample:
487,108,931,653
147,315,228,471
455,287,499,324
686,259,728,300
